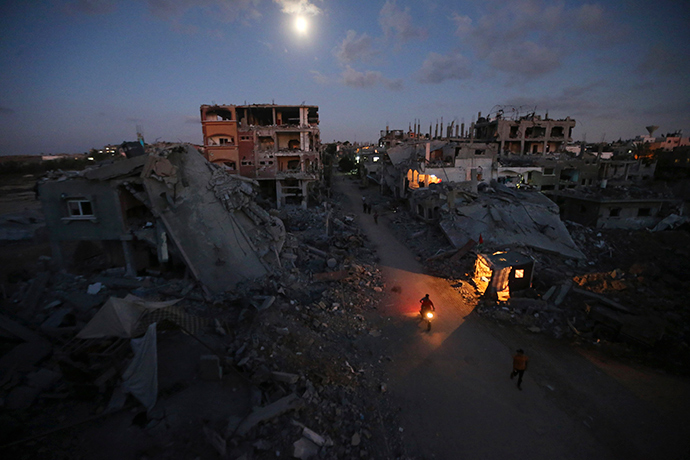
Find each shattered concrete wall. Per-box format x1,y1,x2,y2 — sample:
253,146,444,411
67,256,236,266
142,145,283,292
39,144,286,292
438,181,585,259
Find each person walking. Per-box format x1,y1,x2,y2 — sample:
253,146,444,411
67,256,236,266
373,211,379,224
510,349,528,390
362,196,367,213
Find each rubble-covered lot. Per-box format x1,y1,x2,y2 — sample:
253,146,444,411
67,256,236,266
0,173,408,459
383,190,690,376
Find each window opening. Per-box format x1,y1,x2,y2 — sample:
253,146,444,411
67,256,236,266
68,199,94,217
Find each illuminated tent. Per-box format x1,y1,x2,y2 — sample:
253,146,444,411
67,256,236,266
473,251,534,301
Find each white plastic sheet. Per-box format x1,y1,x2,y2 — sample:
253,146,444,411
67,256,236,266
122,322,158,413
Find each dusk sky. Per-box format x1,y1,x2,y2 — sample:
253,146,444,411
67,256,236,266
1,0,689,156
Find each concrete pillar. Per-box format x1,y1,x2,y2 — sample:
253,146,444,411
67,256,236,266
121,240,137,277
301,181,308,209
300,132,309,151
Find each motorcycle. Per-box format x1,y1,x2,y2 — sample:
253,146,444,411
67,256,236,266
420,308,434,331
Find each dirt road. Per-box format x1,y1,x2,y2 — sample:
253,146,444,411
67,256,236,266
334,176,690,460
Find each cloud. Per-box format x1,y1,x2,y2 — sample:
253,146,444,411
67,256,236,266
450,0,617,78
488,41,560,77
503,82,608,117
636,43,690,76
185,116,201,124
64,0,116,15
334,30,375,63
416,52,472,83
273,0,321,16
379,0,426,42
450,13,472,36
310,70,330,85
575,3,604,31
341,66,402,91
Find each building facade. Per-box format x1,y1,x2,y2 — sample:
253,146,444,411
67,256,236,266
200,103,321,208
473,112,575,156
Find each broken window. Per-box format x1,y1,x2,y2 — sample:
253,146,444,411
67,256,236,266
241,160,253,166
510,126,519,138
222,161,236,170
637,208,651,217
543,168,555,175
205,107,233,121
277,132,301,150
245,107,274,126
579,205,587,213
474,149,485,155
551,126,564,138
610,208,621,217
208,135,234,146
308,107,319,125
67,199,94,218
514,269,524,279
258,136,275,151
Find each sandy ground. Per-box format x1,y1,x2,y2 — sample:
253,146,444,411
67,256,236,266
334,175,690,460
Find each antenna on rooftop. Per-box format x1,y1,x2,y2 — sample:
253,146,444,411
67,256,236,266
646,125,659,136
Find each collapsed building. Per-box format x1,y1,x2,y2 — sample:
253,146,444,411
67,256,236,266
38,144,286,293
472,110,576,156
546,186,678,229
200,103,321,209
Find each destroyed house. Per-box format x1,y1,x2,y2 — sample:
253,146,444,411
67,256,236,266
473,111,575,156
38,145,286,292
547,188,674,229
201,103,321,209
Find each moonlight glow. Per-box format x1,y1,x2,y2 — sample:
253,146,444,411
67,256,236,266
294,16,308,35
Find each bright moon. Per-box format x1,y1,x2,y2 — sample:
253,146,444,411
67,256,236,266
295,16,308,35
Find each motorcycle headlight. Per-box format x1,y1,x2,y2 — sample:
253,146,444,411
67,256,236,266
426,312,434,319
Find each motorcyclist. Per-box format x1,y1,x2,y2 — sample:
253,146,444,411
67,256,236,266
419,294,435,316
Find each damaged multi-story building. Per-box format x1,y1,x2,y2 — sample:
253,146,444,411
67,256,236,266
38,144,288,293
200,103,321,209
473,110,575,156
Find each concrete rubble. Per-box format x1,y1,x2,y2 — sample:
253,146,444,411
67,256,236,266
1,142,689,458
36,144,288,293
383,184,690,365
0,180,407,459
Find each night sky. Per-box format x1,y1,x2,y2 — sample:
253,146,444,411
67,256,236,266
1,0,688,156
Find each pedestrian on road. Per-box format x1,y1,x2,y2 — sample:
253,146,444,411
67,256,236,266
373,211,379,224
362,196,367,213
510,349,528,390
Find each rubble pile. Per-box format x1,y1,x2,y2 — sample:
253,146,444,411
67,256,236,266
0,197,408,458
375,189,690,374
